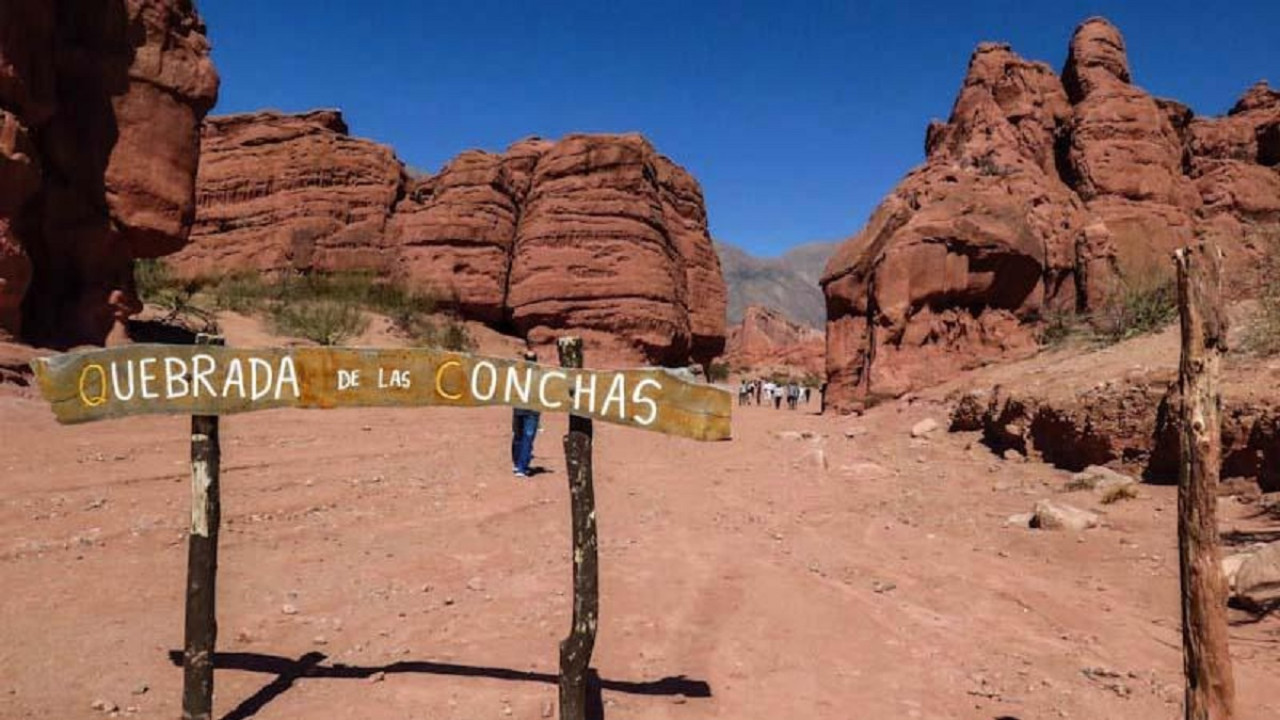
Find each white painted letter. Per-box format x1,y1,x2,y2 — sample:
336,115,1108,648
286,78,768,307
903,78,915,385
222,359,246,398
191,354,217,397
471,361,498,401
250,358,273,400
573,373,597,414
600,373,627,419
165,357,190,399
275,356,300,399
139,357,159,399
631,378,661,426
110,360,136,401
505,366,533,405
538,370,567,409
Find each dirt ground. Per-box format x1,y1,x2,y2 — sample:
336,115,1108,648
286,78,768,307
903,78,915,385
2,331,1279,719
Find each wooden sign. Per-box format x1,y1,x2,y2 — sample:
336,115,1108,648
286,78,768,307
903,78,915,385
30,345,732,441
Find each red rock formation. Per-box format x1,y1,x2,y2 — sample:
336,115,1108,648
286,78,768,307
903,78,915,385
390,149,520,324
725,305,823,376
1189,81,1280,291
169,110,404,278
823,41,1082,407
823,17,1280,412
176,119,727,367
0,0,218,346
1060,18,1201,307
509,134,693,365
655,155,728,364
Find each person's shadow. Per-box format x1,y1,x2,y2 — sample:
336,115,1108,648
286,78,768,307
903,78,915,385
167,650,711,720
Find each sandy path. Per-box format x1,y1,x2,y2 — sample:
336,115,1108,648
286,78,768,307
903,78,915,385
1,385,1277,719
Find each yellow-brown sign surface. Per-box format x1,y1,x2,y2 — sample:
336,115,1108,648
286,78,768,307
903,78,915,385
30,345,732,441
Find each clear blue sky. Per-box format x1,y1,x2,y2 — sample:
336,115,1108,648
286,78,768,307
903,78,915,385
203,0,1278,257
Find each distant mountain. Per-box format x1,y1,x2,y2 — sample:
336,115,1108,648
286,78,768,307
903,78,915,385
716,240,839,328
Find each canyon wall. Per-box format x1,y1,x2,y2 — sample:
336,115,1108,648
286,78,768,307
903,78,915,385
822,17,1280,412
170,117,727,367
0,0,218,347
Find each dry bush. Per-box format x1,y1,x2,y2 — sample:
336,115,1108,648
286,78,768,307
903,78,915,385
143,268,475,348
407,314,476,352
1091,263,1178,343
270,300,369,346
1100,483,1140,505
133,259,219,335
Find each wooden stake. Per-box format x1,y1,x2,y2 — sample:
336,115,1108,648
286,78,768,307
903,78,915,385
183,334,224,720
557,337,598,720
1174,243,1236,720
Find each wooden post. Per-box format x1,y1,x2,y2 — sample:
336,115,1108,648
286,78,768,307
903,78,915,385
183,334,224,720
1174,243,1236,720
557,337,598,720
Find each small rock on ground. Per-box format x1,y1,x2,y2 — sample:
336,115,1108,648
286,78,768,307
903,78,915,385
1234,541,1280,607
1031,499,1099,531
910,418,940,438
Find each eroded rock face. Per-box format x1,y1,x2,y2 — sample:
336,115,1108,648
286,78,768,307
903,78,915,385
175,119,726,367
822,17,1280,411
951,375,1280,492
169,110,405,278
822,41,1080,407
0,0,218,346
390,150,518,324
510,134,694,365
724,305,824,376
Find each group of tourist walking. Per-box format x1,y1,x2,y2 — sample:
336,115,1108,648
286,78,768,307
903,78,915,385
737,378,817,409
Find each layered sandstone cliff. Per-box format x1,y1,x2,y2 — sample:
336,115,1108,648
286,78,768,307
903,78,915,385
171,117,727,367
176,110,405,279
822,17,1280,412
0,0,218,347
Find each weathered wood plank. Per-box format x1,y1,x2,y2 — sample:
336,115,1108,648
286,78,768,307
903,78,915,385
29,346,732,440
1174,243,1236,720
557,337,598,720
182,335,222,720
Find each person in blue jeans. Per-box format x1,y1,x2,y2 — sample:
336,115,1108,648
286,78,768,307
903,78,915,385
511,349,541,478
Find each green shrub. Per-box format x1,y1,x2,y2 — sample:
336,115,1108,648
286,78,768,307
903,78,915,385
135,259,176,303
706,361,731,383
1091,267,1178,343
208,272,275,314
164,268,468,347
270,300,369,345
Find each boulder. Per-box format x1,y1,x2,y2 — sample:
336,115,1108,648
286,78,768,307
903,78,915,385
1069,465,1138,494
1234,541,1280,608
0,0,218,347
1031,499,1099,531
